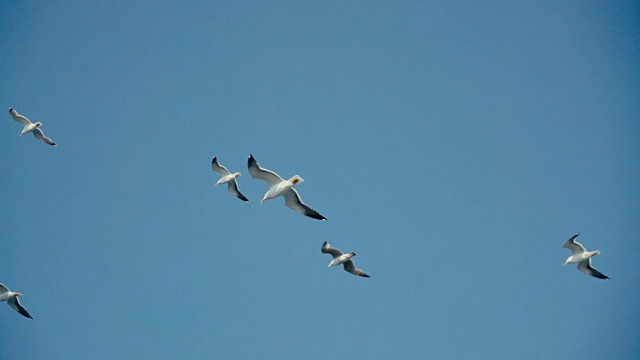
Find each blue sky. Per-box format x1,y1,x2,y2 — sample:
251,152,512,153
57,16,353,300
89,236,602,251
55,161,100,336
1,1,638,358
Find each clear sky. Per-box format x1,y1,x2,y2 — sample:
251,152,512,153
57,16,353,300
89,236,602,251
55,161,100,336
1,1,638,359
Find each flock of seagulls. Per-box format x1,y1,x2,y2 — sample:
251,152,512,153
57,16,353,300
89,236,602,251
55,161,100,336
210,154,327,221
2,107,610,320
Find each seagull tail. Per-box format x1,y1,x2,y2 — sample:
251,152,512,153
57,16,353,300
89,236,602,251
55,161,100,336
289,175,304,186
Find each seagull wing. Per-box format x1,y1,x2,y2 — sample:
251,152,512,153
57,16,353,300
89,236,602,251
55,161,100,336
227,179,249,202
9,108,32,126
247,154,283,186
563,233,586,256
32,128,56,146
8,296,33,319
321,241,343,258
0,283,9,297
283,188,326,220
211,157,231,176
343,260,371,278
577,258,609,280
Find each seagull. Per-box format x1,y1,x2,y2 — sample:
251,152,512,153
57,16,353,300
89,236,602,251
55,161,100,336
563,233,609,280
321,241,370,278
211,156,249,202
9,108,57,146
247,154,326,220
0,283,33,319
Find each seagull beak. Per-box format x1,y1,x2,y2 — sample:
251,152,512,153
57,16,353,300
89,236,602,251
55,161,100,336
260,199,265,203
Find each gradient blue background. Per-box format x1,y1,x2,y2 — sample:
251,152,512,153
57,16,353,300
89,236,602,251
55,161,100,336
1,1,638,359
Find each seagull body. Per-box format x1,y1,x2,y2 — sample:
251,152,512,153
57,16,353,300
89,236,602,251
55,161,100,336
563,233,609,280
9,108,56,146
0,283,33,319
211,156,249,202
321,241,370,277
247,154,326,220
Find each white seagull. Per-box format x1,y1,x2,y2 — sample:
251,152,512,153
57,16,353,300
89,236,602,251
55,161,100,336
9,108,57,146
321,241,370,278
247,154,326,220
563,233,609,280
211,156,249,202
0,283,33,319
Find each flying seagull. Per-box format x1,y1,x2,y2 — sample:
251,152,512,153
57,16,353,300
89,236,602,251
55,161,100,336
211,156,249,202
563,233,609,280
9,108,57,146
321,241,370,278
0,283,33,319
247,154,326,220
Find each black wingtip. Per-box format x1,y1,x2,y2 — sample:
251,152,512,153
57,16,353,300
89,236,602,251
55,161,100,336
321,241,329,252
360,274,371,278
9,107,13,113
212,156,217,163
305,210,327,220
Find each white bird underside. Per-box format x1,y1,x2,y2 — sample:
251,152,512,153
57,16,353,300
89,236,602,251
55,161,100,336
321,241,370,278
0,283,33,319
211,156,248,202
562,233,609,280
9,108,57,146
247,154,326,220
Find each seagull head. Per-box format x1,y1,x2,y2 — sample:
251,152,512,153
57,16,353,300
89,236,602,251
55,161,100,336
563,258,571,266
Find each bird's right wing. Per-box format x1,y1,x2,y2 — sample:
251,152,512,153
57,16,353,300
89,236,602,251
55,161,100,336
227,179,249,202
8,296,33,319
33,128,56,146
343,260,371,278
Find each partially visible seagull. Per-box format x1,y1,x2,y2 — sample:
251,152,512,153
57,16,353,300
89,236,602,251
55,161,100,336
211,156,249,202
247,154,326,220
0,283,33,319
9,108,57,146
563,233,609,280
321,241,370,278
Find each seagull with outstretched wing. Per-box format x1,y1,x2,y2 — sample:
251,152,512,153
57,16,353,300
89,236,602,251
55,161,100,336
0,283,33,319
211,156,249,202
321,241,370,278
563,233,609,280
247,154,326,220
9,108,56,146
